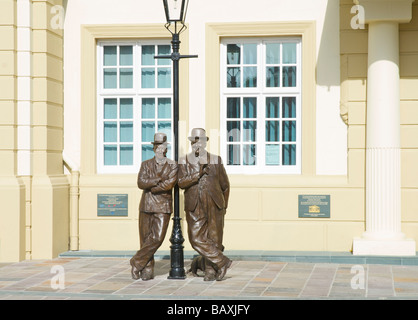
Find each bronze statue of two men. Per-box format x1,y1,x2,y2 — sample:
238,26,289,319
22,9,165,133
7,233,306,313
130,128,232,281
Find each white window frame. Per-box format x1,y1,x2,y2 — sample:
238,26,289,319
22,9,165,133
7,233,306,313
97,40,174,174
220,37,302,175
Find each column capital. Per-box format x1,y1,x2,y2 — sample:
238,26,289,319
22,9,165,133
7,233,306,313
354,0,415,23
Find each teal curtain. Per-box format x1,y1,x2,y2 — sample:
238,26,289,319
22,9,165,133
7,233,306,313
283,144,296,165
227,98,240,118
283,121,296,142
266,43,280,64
120,122,133,142
266,67,279,87
120,145,133,165
120,46,133,66
142,145,154,161
282,43,296,64
283,66,296,87
120,98,133,119
243,44,257,64
104,145,117,165
104,98,117,119
157,68,171,88
120,68,133,88
104,122,117,142
142,98,155,119
266,121,279,142
104,46,117,66
104,69,117,89
142,121,155,142
142,45,155,65
266,97,279,118
158,98,171,118
141,68,155,88
282,97,296,118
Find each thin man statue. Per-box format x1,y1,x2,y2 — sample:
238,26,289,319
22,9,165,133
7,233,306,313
178,128,232,281
130,132,178,280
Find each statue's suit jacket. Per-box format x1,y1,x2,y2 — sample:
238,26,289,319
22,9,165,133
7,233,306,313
178,152,230,212
137,157,178,214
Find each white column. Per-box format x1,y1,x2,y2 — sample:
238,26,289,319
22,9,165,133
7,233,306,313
353,21,415,256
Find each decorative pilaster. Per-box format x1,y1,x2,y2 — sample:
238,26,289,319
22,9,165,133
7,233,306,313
30,0,69,259
0,0,26,262
352,0,416,256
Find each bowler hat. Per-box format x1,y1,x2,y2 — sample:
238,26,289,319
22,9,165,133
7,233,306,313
151,132,168,145
188,128,209,142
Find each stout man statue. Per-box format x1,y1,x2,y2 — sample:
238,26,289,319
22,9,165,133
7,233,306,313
130,132,178,280
178,128,232,281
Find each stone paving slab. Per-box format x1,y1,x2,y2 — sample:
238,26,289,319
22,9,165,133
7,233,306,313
1,257,418,300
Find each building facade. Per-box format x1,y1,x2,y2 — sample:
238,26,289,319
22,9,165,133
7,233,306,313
0,0,417,262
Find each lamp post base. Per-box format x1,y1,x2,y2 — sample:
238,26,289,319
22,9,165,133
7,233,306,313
167,216,187,279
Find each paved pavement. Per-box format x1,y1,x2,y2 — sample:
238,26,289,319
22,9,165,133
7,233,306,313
1,255,418,301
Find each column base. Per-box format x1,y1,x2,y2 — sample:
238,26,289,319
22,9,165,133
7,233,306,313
353,236,416,256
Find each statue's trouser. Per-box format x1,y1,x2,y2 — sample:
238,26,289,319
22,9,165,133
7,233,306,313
186,192,230,272
131,211,171,271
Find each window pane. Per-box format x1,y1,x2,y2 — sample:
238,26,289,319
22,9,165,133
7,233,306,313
283,121,296,142
142,145,154,161
227,98,240,118
104,122,117,142
227,121,240,142
283,97,296,118
120,46,133,66
266,144,280,165
243,44,257,64
120,121,133,142
104,46,117,66
243,67,257,88
120,145,133,165
283,43,296,64
227,44,240,64
283,144,296,165
120,98,133,119
104,69,117,89
141,68,155,88
120,68,133,88
283,66,296,87
243,121,256,142
104,145,117,165
243,144,256,166
142,98,155,119
266,121,280,142
158,121,172,141
142,45,155,66
227,144,240,165
227,67,241,87
266,43,280,64
266,97,279,118
142,121,155,142
104,98,117,119
266,67,280,87
158,98,171,118
243,98,256,118
158,45,171,66
157,67,171,88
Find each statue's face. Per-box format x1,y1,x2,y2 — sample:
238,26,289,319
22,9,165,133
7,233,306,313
154,143,167,160
191,139,207,156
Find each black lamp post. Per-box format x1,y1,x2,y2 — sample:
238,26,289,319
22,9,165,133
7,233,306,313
155,0,197,280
